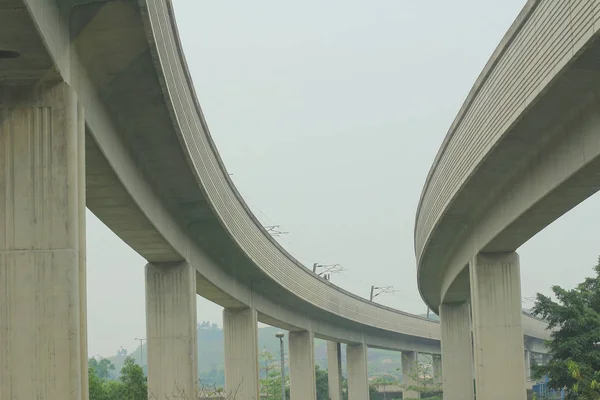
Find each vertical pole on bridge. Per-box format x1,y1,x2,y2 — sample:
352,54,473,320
470,252,526,399
0,82,87,399
327,341,344,400
146,262,198,399
347,343,369,400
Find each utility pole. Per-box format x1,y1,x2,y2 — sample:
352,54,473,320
264,225,289,237
275,332,286,400
370,285,398,301
134,337,147,367
312,263,344,281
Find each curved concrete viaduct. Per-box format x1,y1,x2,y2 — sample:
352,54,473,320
416,0,600,398
0,0,547,399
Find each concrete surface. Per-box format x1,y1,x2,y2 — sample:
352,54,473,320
0,82,86,399
415,0,600,394
432,354,442,384
440,302,474,400
223,308,260,400
346,343,369,400
289,331,317,400
0,0,555,396
402,351,420,399
471,253,526,399
146,262,198,399
416,0,600,312
327,342,343,400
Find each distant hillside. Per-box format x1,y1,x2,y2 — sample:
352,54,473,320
107,318,440,385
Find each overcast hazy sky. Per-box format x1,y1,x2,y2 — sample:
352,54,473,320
86,0,600,357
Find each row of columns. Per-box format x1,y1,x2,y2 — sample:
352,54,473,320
145,262,378,399
440,252,527,400
146,262,442,399
0,82,522,400
0,82,437,399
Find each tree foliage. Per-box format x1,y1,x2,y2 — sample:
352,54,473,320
259,349,290,400
315,365,329,400
259,349,331,399
532,257,600,399
401,359,442,400
89,357,147,400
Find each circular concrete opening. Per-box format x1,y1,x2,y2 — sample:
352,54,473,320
0,50,20,59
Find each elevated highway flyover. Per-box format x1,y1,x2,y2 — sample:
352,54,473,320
0,0,548,399
416,0,600,399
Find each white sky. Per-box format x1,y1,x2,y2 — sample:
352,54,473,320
86,0,600,357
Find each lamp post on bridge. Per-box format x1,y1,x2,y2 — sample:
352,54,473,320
276,332,286,400
369,285,398,301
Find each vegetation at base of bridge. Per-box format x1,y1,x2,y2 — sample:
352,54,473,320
400,361,443,400
531,256,600,399
89,349,443,399
109,320,438,387
89,356,147,400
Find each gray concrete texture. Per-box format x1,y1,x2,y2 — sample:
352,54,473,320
0,82,87,398
0,0,558,397
223,308,260,399
416,0,600,309
346,343,369,400
146,262,198,399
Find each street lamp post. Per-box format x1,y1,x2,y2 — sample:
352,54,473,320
134,337,146,367
275,332,286,400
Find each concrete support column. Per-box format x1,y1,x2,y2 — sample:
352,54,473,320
289,330,316,400
524,350,532,381
146,262,198,399
440,302,474,400
327,341,343,400
223,307,260,400
346,343,369,400
402,351,420,398
0,82,86,399
432,354,442,384
470,252,526,399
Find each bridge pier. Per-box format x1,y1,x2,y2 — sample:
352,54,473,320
0,82,87,400
525,349,532,381
327,341,343,400
289,330,316,400
432,354,442,384
347,343,370,400
440,302,474,400
402,351,420,398
223,307,260,399
145,262,198,399
470,252,526,399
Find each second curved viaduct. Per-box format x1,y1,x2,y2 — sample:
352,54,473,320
416,0,600,398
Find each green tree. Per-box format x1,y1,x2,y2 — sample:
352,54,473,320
120,357,148,400
104,380,124,400
315,365,329,400
89,368,108,400
532,257,600,399
89,358,116,380
260,369,290,400
402,360,442,400
259,350,330,399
